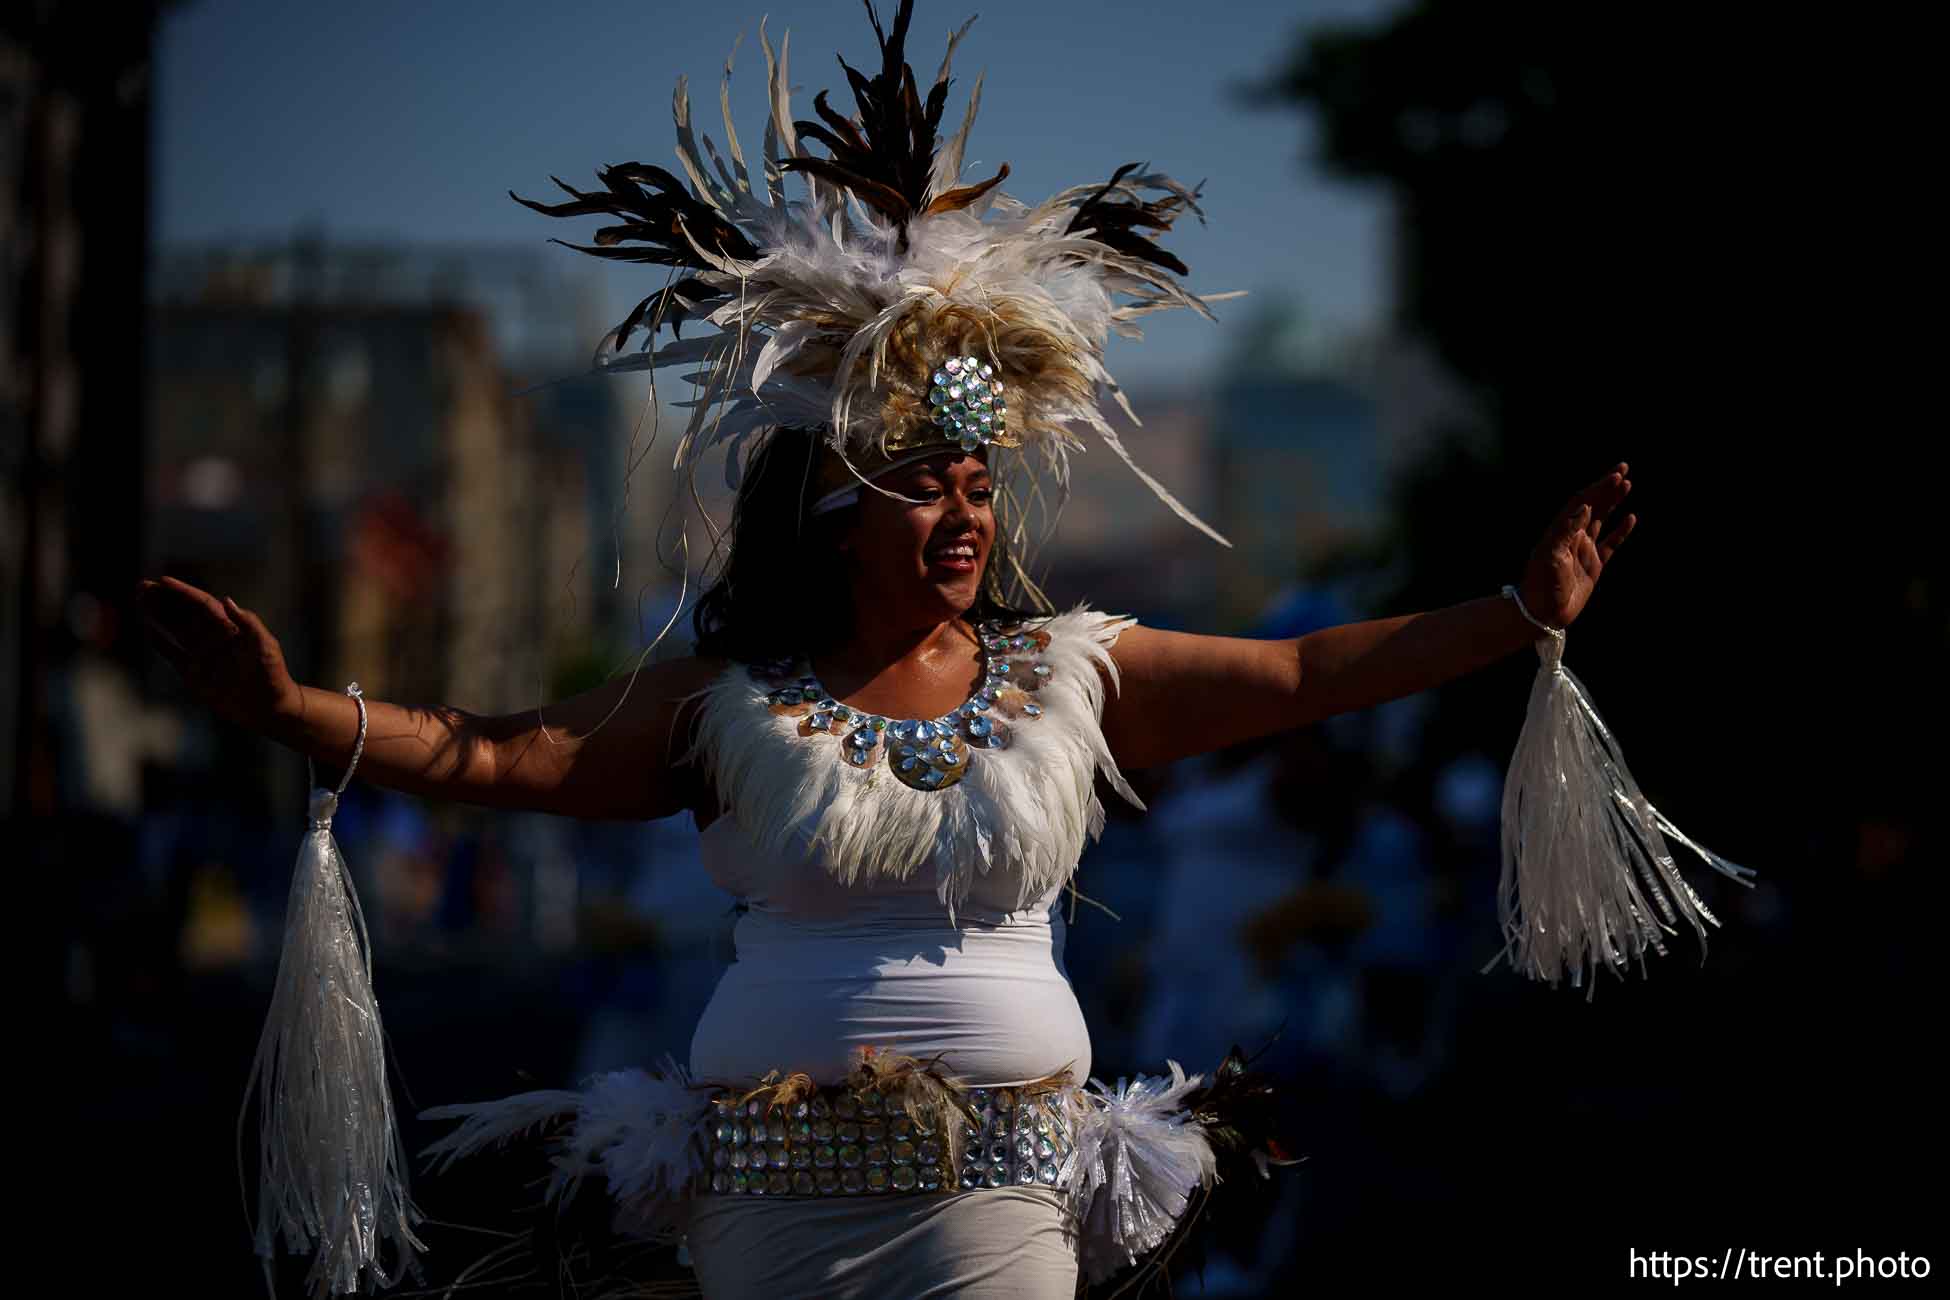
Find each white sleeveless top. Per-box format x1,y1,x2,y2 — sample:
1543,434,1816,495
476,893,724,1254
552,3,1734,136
685,607,1140,1088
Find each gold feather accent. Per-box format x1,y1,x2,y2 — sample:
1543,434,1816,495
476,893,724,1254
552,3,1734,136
730,1069,817,1115
842,1045,1078,1184
845,1045,981,1177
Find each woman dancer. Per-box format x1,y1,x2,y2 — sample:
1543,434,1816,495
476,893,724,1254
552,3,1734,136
139,4,1745,1295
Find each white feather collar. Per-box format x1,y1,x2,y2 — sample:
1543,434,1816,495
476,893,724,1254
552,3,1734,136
689,606,1142,919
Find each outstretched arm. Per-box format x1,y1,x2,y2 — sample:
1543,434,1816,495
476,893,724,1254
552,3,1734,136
137,575,720,821
1102,463,1637,770
265,662,719,821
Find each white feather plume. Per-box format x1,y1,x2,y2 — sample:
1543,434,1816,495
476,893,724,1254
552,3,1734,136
418,1054,709,1241
418,1088,585,1172
1057,1061,1219,1284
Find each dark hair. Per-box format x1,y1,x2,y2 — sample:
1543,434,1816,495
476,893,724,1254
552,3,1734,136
690,426,1036,663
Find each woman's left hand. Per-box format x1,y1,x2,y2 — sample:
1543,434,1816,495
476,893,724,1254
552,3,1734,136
1518,462,1637,628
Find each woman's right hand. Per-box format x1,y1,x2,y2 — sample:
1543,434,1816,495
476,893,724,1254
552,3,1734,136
137,576,303,737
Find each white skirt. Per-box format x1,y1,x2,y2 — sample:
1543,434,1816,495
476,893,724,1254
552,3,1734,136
685,1185,1078,1300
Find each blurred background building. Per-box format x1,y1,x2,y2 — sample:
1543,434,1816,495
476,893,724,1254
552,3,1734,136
151,240,616,721
13,0,1937,1294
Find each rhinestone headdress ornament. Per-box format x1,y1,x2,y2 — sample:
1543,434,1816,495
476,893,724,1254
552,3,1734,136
923,354,1013,453
513,0,1236,551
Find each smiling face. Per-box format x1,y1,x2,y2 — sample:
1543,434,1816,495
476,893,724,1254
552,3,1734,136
839,451,995,626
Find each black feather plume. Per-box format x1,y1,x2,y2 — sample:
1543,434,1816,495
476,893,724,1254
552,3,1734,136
509,163,759,272
1065,162,1208,277
778,0,1008,240
613,278,725,352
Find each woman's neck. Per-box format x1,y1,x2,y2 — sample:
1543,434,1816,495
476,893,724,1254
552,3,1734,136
810,610,984,713
830,612,973,675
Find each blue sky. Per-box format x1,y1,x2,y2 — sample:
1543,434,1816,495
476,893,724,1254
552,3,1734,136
154,0,1405,382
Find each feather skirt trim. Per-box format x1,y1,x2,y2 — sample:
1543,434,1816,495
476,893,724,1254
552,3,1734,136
688,605,1142,919
1056,1062,1219,1285
419,1054,710,1242
417,1046,1289,1291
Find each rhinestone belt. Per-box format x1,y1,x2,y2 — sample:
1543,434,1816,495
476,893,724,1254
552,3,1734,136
703,1081,1076,1198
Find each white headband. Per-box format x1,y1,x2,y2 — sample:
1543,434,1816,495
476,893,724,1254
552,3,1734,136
807,448,977,516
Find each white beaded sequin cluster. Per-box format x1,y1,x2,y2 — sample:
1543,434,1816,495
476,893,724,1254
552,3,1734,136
760,621,1051,792
926,354,1012,453
703,1082,1074,1198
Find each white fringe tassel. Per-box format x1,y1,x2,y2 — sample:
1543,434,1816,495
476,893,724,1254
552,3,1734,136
1058,1062,1218,1284
419,1055,709,1240
1486,592,1758,997
241,754,425,1295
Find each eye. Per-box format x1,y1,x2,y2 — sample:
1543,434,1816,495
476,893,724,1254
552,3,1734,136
969,487,994,504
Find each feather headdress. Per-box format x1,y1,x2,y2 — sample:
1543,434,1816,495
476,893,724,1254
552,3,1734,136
514,0,1236,549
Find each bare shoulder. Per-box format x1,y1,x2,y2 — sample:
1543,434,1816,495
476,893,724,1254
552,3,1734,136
481,653,738,822
1101,620,1163,672
653,652,736,697
1103,622,1264,683
620,653,736,735
1099,622,1303,769
532,653,733,747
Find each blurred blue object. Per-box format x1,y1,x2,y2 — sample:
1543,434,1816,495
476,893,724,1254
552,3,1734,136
1135,752,1322,1072
1248,583,1352,640
1433,752,1501,832
1341,806,1433,969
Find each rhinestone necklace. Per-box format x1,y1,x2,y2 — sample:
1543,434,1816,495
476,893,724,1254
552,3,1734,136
759,620,1054,792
